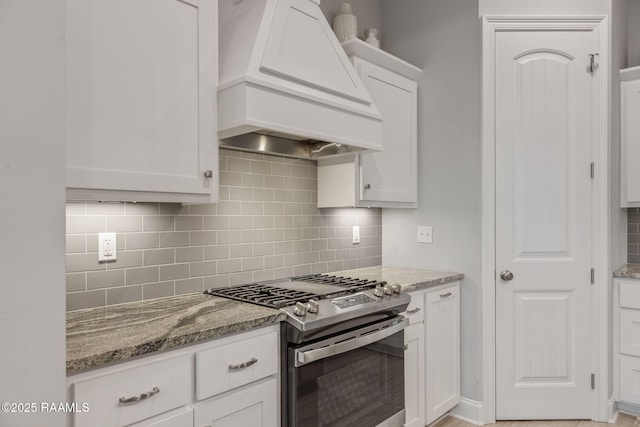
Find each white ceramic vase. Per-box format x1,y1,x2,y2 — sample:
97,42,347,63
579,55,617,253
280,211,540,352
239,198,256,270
333,3,357,43
365,28,380,48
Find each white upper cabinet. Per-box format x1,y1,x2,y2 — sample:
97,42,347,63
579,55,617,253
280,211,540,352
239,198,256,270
621,66,640,207
66,0,218,203
318,39,421,208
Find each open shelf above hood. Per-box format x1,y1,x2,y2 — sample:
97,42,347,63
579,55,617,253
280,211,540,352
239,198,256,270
217,0,383,160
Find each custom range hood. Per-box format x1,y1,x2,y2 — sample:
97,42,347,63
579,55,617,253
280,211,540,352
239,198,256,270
218,0,383,160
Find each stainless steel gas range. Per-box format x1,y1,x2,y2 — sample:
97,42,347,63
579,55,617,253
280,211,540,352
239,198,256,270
205,274,410,427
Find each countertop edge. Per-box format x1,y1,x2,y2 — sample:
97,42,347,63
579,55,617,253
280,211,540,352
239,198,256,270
67,312,285,374
400,273,465,292
613,263,640,279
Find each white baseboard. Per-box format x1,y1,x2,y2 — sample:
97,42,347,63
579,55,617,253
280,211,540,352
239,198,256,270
617,401,640,417
450,398,484,426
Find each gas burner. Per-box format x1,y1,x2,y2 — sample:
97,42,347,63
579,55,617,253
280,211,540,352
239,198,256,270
204,274,384,309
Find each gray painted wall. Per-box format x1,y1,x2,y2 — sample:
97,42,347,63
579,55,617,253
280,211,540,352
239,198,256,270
380,0,483,402
0,0,66,425
628,0,640,67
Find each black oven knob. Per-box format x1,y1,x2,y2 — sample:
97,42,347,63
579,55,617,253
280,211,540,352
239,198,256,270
373,286,385,298
383,284,394,295
391,283,401,294
306,299,319,314
293,302,307,317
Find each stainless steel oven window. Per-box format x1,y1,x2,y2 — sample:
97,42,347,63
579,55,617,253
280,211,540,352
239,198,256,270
287,317,407,427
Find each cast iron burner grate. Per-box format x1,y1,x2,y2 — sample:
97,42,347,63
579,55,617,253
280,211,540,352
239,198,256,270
204,274,384,309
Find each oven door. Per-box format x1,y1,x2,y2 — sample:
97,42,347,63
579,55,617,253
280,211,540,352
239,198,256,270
288,316,408,427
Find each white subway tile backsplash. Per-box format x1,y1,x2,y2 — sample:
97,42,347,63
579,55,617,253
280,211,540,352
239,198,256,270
65,149,382,310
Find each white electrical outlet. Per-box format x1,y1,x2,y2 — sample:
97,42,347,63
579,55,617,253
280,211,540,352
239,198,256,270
98,232,117,262
352,225,360,244
417,226,433,244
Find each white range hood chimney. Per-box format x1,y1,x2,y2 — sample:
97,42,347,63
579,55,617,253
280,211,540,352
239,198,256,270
217,0,383,159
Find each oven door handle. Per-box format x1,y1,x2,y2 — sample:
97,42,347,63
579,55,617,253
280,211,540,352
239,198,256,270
294,318,408,367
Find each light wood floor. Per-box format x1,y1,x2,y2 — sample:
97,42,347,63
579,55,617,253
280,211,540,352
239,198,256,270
434,413,638,427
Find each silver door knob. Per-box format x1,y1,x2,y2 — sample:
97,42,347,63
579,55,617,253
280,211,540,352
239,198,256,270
499,270,514,281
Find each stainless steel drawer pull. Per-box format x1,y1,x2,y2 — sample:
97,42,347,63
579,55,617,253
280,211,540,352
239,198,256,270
406,307,421,314
118,386,160,405
228,357,258,370
440,292,452,298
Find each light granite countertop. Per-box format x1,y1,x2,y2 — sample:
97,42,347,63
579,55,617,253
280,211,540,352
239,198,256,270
67,266,463,373
66,293,284,373
328,266,463,292
613,264,640,279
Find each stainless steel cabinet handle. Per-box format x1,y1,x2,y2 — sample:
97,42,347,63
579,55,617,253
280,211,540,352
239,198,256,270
440,292,452,298
364,184,371,189
118,386,160,405
406,307,421,314
499,270,514,281
203,170,213,178
404,344,409,351
228,357,258,370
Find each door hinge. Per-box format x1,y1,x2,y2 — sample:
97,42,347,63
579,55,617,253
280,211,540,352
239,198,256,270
590,162,595,178
591,373,595,390
591,268,595,285
589,53,599,74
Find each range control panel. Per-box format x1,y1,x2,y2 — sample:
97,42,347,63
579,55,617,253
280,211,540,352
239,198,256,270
331,293,376,309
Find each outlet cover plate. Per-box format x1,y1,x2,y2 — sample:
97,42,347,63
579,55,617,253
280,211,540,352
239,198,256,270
98,232,117,262
417,226,432,244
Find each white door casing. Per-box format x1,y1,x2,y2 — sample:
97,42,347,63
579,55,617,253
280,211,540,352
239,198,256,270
482,17,609,423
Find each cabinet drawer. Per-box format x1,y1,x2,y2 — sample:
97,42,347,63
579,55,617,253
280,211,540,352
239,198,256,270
620,355,640,405
620,282,640,309
128,407,193,427
72,354,192,427
196,329,278,400
621,308,640,357
403,293,425,325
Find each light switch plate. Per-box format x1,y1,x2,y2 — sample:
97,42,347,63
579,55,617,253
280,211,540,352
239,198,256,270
417,226,433,244
98,232,117,262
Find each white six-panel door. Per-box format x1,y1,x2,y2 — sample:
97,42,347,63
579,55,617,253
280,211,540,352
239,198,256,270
494,28,595,419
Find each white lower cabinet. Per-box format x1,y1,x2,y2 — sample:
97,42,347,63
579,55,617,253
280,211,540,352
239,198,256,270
128,408,193,427
404,322,425,427
67,325,279,427
405,282,460,426
193,378,278,427
614,277,640,409
425,285,460,424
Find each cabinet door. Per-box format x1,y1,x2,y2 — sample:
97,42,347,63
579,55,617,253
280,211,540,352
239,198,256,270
404,322,425,427
355,59,418,206
66,0,217,201
128,408,193,427
623,79,640,205
425,284,460,424
193,377,278,427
